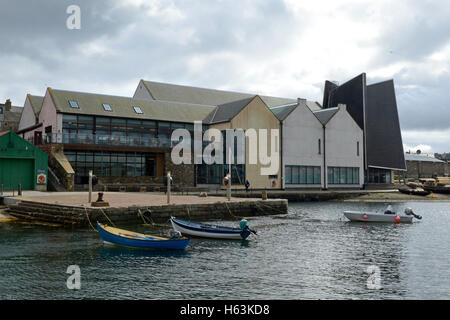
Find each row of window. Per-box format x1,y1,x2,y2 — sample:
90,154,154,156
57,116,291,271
366,168,392,184
62,114,203,140
196,164,245,185
65,151,157,184
285,166,321,184
68,100,144,114
327,167,360,185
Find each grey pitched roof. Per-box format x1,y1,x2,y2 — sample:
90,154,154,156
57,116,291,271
48,88,216,123
208,96,256,124
405,154,445,163
313,107,339,125
28,94,44,116
269,103,298,121
142,80,296,107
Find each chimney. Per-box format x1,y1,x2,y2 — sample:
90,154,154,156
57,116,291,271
5,99,11,111
337,103,347,111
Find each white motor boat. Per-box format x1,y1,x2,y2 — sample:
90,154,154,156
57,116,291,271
343,206,422,223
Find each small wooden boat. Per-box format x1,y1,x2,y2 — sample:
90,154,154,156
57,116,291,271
96,223,190,250
170,216,256,240
343,206,422,223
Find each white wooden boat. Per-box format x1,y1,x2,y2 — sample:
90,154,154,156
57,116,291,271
170,216,256,240
343,206,421,223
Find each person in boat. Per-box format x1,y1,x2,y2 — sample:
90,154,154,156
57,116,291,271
245,180,250,192
384,205,395,215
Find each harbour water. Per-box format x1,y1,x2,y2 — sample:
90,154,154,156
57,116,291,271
0,201,449,300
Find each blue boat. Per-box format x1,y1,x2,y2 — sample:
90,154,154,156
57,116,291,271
96,222,190,250
170,216,257,240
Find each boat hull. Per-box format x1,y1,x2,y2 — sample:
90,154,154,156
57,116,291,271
398,186,430,196
423,186,450,194
170,217,250,240
97,223,190,250
343,211,413,223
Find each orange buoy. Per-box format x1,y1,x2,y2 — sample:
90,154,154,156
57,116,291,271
395,216,401,223
363,214,368,220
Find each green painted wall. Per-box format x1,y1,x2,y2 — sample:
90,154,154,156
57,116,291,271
0,131,48,190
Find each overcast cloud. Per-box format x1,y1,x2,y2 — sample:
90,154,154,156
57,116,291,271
1,0,449,152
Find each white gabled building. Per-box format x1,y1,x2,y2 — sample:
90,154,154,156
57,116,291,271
320,104,364,189
271,100,364,189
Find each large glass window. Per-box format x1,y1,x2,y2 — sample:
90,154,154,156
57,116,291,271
367,168,392,184
66,150,157,184
327,167,360,184
285,165,321,185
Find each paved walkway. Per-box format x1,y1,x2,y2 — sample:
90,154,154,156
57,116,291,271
2,191,265,208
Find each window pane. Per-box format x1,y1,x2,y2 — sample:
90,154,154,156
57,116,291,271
347,167,353,184
314,167,321,184
69,100,79,108
299,166,306,184
292,166,299,184
285,166,292,184
307,167,313,184
133,106,143,114
340,168,346,184
353,168,359,184
334,167,339,184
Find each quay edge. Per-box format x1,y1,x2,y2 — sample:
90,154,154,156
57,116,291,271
1,196,288,228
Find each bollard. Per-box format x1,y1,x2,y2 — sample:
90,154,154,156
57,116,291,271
226,174,231,201
167,172,172,204
88,170,93,203
262,190,268,200
18,184,22,196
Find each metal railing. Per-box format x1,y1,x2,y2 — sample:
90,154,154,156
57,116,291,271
35,133,172,148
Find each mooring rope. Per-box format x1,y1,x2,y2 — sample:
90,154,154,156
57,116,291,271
99,208,116,227
186,206,191,219
224,201,240,220
84,207,96,231
254,200,287,215
138,208,153,226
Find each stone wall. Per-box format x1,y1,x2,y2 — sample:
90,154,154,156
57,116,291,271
4,198,288,227
406,160,449,179
164,151,195,187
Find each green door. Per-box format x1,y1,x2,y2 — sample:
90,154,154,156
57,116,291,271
0,158,34,190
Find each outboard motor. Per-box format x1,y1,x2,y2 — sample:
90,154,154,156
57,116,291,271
404,207,422,220
168,229,182,239
239,219,257,235
384,205,395,215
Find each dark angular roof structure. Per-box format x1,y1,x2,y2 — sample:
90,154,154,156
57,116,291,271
366,80,406,170
322,73,406,171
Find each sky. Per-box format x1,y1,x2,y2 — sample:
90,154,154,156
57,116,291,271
1,0,449,153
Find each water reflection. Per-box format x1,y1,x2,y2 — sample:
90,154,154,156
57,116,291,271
0,201,449,299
